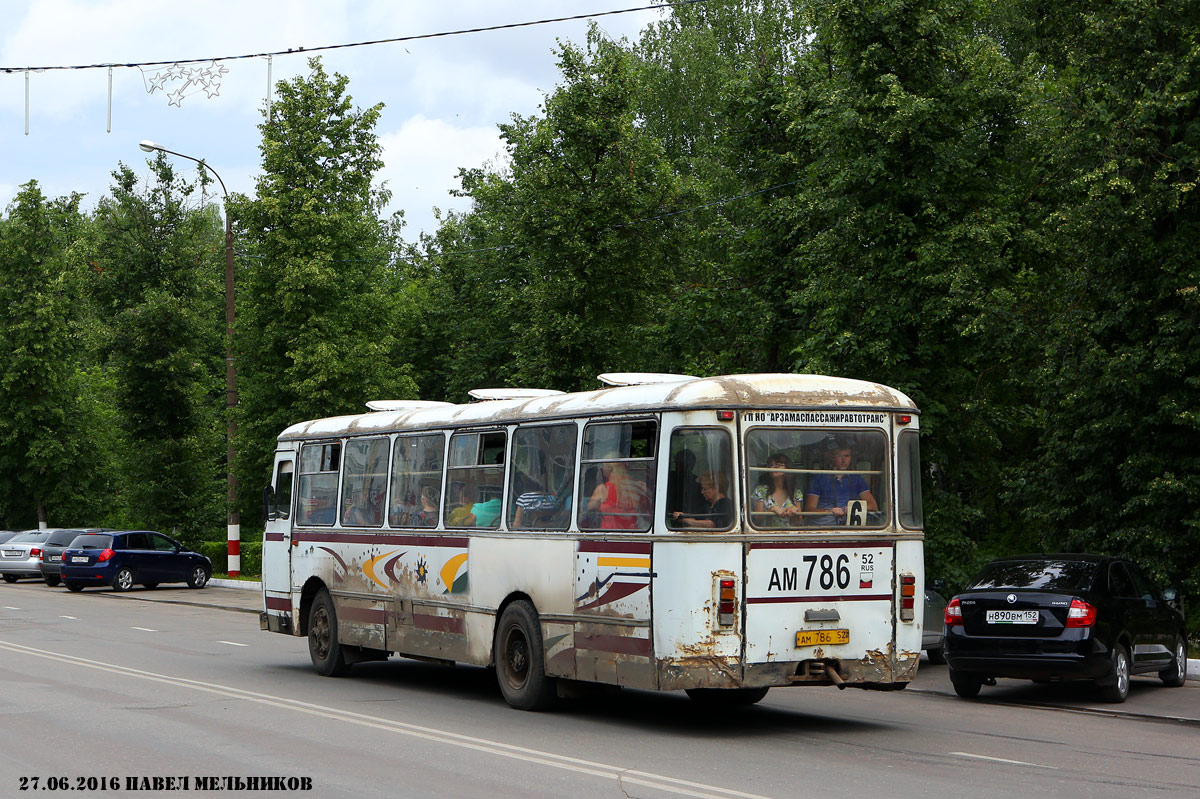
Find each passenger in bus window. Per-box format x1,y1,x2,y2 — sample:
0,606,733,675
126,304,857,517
803,442,877,524
344,485,380,526
412,485,439,527
751,453,803,526
667,449,704,517
671,472,732,528
587,462,644,530
511,491,561,529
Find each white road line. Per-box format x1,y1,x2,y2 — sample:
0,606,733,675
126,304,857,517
131,627,158,632
4,606,21,610
59,615,78,620
0,639,771,799
218,640,249,647
952,752,1059,770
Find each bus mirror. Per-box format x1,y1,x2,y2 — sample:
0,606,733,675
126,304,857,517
262,485,275,522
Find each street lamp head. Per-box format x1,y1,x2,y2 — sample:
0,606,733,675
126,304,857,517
139,139,163,153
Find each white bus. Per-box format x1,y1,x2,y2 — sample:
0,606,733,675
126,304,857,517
260,373,925,710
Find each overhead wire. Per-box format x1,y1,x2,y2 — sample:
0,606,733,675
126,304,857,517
0,1,705,73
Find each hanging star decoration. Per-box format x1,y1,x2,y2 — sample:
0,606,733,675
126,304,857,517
139,60,228,107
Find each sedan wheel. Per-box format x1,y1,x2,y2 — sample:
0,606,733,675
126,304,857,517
3,575,18,584
44,575,61,587
950,668,983,699
187,566,209,589
65,582,84,592
112,567,135,592
1160,636,1188,687
1100,644,1130,703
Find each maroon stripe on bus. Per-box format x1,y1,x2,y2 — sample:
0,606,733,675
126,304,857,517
294,531,469,548
339,606,389,625
264,532,286,542
264,596,290,611
578,540,652,554
414,613,465,634
746,594,893,604
746,541,895,551
575,633,652,657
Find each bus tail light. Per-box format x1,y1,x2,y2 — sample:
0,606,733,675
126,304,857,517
1065,598,1097,628
716,410,735,422
718,578,736,628
944,597,962,627
899,574,916,622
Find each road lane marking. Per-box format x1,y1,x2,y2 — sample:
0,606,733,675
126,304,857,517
131,627,158,632
4,606,20,610
952,752,1058,770
0,638,770,799
218,640,249,647
60,615,78,620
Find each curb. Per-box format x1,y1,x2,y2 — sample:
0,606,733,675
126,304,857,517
208,578,261,591
1190,659,1200,682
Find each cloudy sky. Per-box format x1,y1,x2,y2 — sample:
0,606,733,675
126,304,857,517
0,1,667,241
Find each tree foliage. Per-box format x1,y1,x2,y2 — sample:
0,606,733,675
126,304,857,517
229,57,418,512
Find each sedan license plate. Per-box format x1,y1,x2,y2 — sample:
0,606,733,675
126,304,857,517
71,556,89,563
796,628,849,647
986,609,1039,624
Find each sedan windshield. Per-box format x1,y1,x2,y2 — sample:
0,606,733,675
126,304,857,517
8,531,50,543
967,559,1097,592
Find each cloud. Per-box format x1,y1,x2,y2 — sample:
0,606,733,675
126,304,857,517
378,115,506,239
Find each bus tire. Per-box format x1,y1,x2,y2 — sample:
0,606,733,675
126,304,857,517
309,589,350,677
685,687,769,706
494,600,557,711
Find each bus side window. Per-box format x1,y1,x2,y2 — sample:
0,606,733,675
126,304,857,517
579,420,656,532
508,423,576,531
273,460,293,520
297,442,340,526
446,431,506,529
389,433,445,528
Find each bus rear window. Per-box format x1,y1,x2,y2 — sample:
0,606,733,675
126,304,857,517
745,429,888,529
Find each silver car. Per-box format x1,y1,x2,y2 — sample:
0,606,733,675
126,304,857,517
924,588,947,664
1,530,55,582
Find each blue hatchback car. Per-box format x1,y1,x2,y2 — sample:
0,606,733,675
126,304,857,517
60,531,212,592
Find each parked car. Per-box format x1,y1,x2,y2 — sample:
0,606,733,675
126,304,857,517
0,530,54,582
924,588,947,664
0,531,20,545
39,528,107,587
60,531,212,592
944,553,1187,703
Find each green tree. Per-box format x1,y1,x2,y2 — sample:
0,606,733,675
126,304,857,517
426,31,685,393
1015,0,1200,603
230,57,417,512
83,160,225,543
0,182,96,528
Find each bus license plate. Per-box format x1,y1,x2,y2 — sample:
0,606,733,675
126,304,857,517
986,610,1039,624
796,629,849,647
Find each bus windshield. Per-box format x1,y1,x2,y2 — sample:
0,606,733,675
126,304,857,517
745,429,888,529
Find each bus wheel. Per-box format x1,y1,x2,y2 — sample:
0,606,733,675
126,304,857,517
309,589,350,677
494,600,557,711
685,687,769,706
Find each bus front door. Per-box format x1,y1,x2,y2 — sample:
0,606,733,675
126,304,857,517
262,450,296,633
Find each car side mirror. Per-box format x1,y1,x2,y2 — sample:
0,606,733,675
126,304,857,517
1162,588,1177,602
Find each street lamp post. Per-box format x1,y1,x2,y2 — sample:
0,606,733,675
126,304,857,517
139,140,240,577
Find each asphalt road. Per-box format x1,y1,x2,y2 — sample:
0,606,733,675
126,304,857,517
1,581,1197,798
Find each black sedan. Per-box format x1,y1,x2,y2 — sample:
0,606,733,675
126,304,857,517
944,554,1187,703
60,531,211,592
